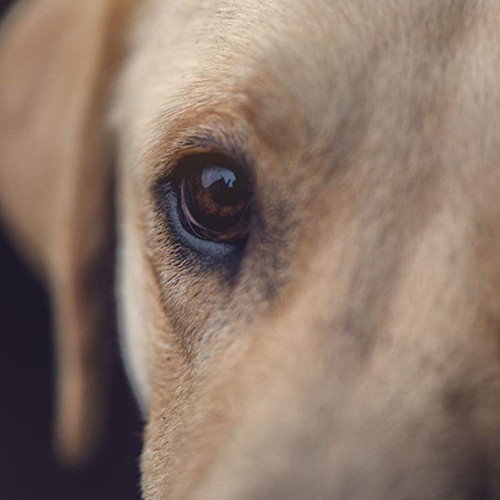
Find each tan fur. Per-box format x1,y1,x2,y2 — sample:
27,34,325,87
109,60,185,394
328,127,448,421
2,0,500,498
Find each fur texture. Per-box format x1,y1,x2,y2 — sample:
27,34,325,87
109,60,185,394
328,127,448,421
2,0,500,498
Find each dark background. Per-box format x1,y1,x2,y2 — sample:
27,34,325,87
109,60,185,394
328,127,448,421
0,1,143,499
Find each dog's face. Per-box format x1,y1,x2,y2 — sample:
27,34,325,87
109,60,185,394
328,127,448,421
2,0,500,499
114,1,500,498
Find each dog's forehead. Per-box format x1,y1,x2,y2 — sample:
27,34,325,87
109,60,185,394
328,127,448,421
117,0,500,191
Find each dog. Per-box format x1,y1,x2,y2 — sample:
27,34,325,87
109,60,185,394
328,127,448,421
2,0,500,498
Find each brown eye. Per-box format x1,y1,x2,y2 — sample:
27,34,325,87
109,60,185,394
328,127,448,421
179,158,251,242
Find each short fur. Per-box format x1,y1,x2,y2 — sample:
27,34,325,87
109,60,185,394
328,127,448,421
1,0,500,498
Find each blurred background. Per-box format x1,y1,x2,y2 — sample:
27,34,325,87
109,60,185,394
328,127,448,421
0,2,142,499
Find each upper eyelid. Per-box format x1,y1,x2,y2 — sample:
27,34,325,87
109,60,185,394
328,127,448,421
176,133,227,151
174,132,245,163
153,132,249,185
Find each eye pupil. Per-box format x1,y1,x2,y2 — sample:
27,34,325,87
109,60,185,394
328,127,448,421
179,159,251,242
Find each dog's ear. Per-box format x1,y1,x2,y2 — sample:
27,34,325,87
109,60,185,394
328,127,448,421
0,0,135,464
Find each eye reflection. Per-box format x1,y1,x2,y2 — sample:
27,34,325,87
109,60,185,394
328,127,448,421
201,166,236,189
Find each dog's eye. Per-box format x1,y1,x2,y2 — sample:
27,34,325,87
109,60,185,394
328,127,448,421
178,157,251,243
